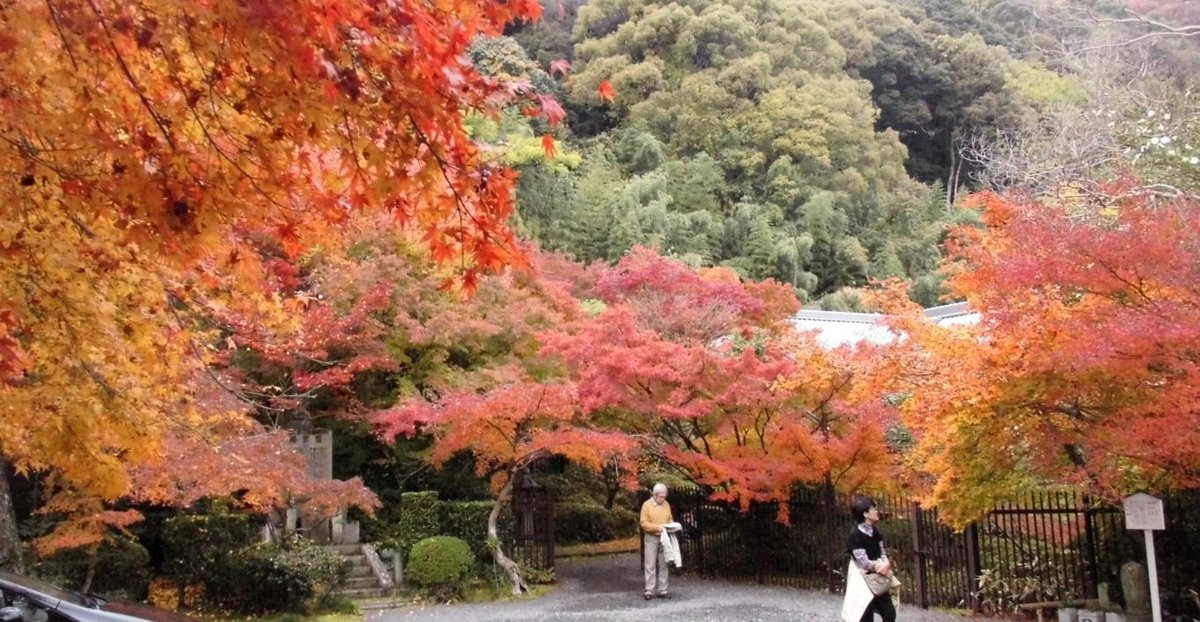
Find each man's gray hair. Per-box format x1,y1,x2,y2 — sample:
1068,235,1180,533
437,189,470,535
652,483,668,496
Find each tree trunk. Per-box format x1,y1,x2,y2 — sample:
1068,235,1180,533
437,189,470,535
81,543,100,593
604,485,618,511
946,144,959,211
946,130,965,211
487,476,528,595
0,455,24,572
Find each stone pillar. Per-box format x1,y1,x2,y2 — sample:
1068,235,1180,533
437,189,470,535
1121,561,1151,622
296,430,333,480
291,430,335,543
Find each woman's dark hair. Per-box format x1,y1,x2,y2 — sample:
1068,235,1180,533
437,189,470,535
850,495,877,524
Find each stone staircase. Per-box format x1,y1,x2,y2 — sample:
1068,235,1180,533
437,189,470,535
326,543,396,599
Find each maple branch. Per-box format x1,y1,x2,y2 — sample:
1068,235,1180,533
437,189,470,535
730,419,744,447
340,110,369,198
407,115,514,268
754,407,774,452
163,289,290,414
691,416,712,455
395,461,431,488
802,374,853,435
830,444,864,490
176,89,303,214
1052,401,1099,422
64,213,97,240
43,0,80,71
1090,258,1153,305
83,0,177,151
77,360,118,398
482,417,520,453
0,135,106,181
180,20,262,152
662,418,702,454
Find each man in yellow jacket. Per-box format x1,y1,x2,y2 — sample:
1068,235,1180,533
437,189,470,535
639,482,673,600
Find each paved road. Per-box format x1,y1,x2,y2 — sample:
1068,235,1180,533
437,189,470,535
366,554,1001,622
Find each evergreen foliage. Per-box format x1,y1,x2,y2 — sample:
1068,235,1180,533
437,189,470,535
406,536,475,597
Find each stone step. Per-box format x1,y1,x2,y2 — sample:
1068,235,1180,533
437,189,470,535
345,563,375,578
342,576,383,590
326,544,364,555
334,587,396,600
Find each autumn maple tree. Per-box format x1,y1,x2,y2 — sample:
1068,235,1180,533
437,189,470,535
0,0,554,568
377,381,639,593
880,190,1200,525
371,248,637,593
542,249,894,515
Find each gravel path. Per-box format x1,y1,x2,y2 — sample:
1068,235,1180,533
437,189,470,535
366,554,1004,622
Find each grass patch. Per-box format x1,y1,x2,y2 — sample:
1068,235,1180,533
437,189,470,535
354,579,556,610
461,582,556,603
557,536,639,558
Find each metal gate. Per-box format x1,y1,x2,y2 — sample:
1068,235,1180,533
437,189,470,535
511,481,555,571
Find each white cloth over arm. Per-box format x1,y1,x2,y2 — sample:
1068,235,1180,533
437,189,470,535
659,521,683,567
840,560,875,622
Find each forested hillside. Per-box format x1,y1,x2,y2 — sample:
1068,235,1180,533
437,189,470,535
494,0,1199,306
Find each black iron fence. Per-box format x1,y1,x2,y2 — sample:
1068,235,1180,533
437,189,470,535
640,485,1200,618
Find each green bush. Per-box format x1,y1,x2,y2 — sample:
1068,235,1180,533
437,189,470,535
159,513,257,586
554,503,637,545
32,536,151,599
407,536,473,599
208,536,349,613
394,491,441,556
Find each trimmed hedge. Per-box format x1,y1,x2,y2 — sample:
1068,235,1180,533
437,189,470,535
438,500,511,562
554,503,637,545
407,536,472,598
394,491,440,556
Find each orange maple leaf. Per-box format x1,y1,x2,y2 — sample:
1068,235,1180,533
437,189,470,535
541,134,557,158
597,80,616,103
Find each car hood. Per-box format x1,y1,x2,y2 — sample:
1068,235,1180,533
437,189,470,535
56,599,194,622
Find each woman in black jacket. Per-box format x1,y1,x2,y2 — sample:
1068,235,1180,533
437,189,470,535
841,496,897,622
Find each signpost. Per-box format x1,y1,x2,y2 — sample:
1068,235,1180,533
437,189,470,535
1123,493,1165,622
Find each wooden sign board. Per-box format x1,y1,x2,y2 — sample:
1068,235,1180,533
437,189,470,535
1123,492,1165,531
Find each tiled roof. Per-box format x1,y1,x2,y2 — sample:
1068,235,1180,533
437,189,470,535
791,302,977,348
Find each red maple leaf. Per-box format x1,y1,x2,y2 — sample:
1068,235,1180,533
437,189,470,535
537,94,566,126
549,59,571,79
541,134,557,158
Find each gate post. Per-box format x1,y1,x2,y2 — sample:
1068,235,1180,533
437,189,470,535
965,522,983,612
543,489,555,570
1083,495,1099,595
823,478,838,593
911,501,929,609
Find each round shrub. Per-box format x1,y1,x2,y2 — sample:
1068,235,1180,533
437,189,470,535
406,536,473,597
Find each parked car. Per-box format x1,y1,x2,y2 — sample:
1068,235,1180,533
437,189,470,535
0,572,191,622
